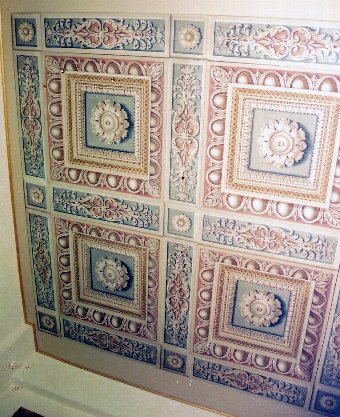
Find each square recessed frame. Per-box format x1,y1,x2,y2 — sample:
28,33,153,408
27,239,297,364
221,84,340,208
71,232,148,323
54,216,160,341
209,263,314,361
62,71,151,179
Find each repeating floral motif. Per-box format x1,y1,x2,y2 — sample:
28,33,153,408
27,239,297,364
162,349,186,374
178,25,201,50
167,208,195,238
73,231,148,321
209,262,312,360
63,71,150,179
45,55,164,197
12,12,340,414
320,293,340,388
204,64,340,228
29,213,55,310
164,242,193,348
194,247,335,381
17,55,44,178
95,257,130,291
214,22,340,64
55,217,159,341
314,389,340,416
26,182,47,209
29,186,45,205
172,213,192,233
37,311,58,335
258,118,307,168
44,17,165,52
17,21,35,44
90,101,130,144
63,319,157,365
14,17,38,48
202,216,337,264
53,188,160,231
169,64,202,203
193,358,307,406
239,290,282,327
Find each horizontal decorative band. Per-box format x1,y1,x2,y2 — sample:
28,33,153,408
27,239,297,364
53,187,160,231
63,318,157,365
202,215,338,265
193,357,307,406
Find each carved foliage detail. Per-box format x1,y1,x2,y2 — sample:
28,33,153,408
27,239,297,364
45,18,165,51
164,243,192,348
170,64,202,203
17,55,44,178
29,213,55,310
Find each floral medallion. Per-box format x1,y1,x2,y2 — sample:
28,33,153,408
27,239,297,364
239,290,282,327
319,394,338,411
18,20,35,43
29,186,44,205
95,257,129,291
177,24,201,49
258,118,307,168
166,353,184,369
90,100,130,145
41,314,55,330
172,213,192,233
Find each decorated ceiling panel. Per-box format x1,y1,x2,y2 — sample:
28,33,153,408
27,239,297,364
7,10,340,417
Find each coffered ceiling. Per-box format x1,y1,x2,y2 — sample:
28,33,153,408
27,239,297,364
5,5,340,416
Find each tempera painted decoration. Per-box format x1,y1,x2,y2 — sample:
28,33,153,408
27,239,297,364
221,84,340,207
45,54,165,198
204,63,340,230
9,9,340,417
43,16,169,56
212,20,340,65
62,71,151,178
13,15,40,49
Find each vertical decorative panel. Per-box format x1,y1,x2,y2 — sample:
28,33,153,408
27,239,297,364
16,54,44,178
169,62,204,204
28,212,55,310
164,241,193,348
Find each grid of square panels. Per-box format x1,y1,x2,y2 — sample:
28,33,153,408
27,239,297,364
12,11,340,416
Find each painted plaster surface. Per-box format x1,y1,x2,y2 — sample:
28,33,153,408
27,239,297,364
10,10,340,417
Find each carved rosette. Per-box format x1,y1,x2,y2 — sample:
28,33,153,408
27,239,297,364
178,24,201,49
319,394,338,411
18,20,35,43
166,353,184,369
29,186,44,205
90,100,129,145
258,118,307,168
172,213,192,233
239,290,282,327
95,257,129,291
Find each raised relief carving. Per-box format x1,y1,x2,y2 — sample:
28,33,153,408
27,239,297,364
90,101,130,145
258,118,307,168
239,290,282,327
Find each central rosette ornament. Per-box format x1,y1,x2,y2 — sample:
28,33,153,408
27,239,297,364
258,118,307,168
239,290,282,327
95,257,129,291
91,100,130,145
